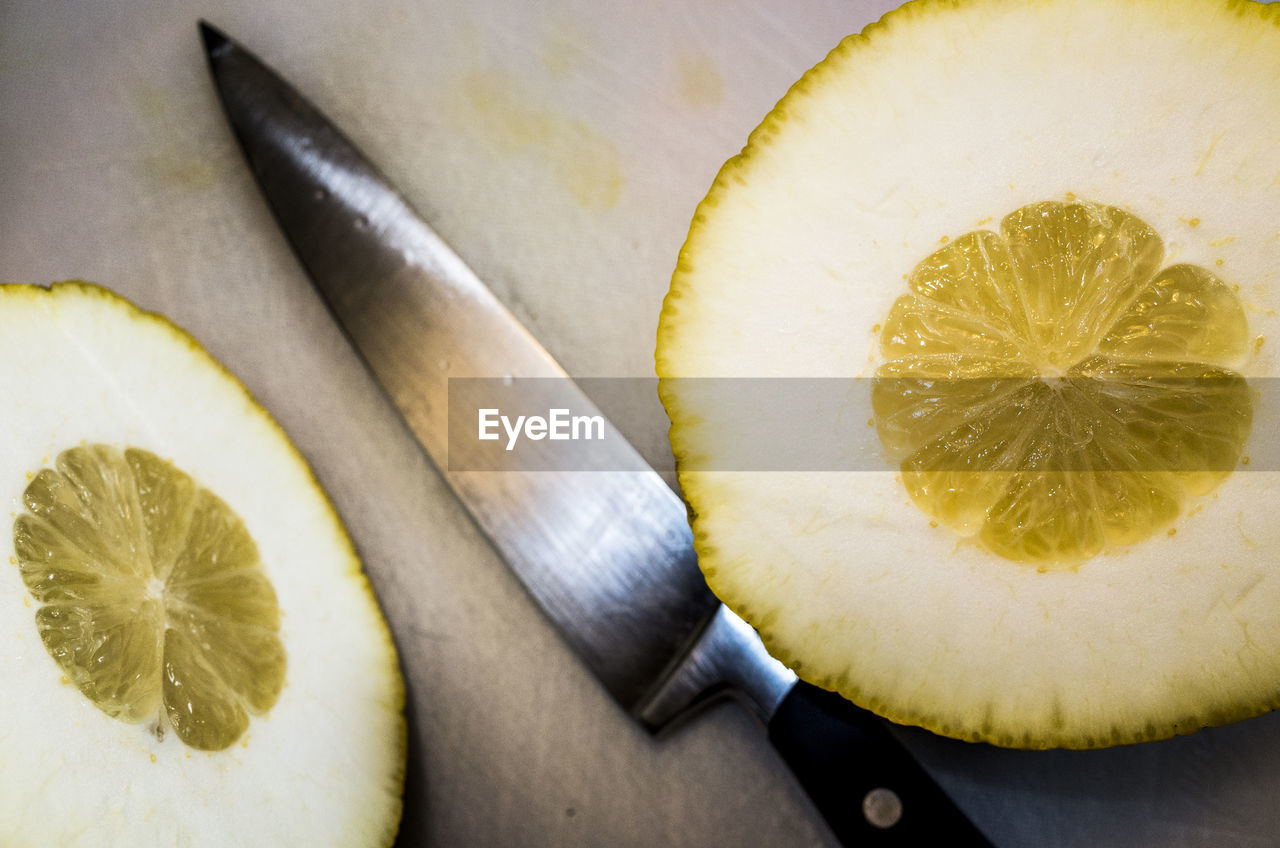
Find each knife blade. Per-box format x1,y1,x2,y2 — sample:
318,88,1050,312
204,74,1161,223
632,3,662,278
199,21,992,846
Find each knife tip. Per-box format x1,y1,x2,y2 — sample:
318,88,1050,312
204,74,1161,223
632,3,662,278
198,20,231,58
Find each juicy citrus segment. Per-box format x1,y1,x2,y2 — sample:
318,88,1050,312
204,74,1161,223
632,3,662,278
13,443,286,751
981,472,1107,562
1001,201,1164,371
166,572,286,717
896,381,1044,535
881,294,1025,360
883,232,1029,361
1073,356,1253,496
872,355,1035,455
14,512,130,606
128,446,198,584
1085,471,1182,548
1098,263,1250,366
872,352,1037,381
908,231,1025,334
167,488,265,591
896,380,1048,535
20,461,149,584
162,626,251,752
881,369,1024,461
873,200,1251,563
33,599,165,723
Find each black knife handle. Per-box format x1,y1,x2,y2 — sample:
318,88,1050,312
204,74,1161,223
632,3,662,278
768,681,992,846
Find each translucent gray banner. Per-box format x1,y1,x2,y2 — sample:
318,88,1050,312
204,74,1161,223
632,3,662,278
446,377,1269,472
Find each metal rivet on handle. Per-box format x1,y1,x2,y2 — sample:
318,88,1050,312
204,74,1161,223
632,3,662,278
862,787,903,829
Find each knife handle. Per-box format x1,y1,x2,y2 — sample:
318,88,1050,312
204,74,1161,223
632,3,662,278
768,681,992,846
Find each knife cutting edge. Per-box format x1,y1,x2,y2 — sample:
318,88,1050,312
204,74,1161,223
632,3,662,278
199,21,992,846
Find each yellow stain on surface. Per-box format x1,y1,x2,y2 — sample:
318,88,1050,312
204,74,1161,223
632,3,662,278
1195,132,1226,176
143,154,217,191
675,52,725,109
131,85,217,191
133,86,169,121
542,31,588,79
459,70,624,210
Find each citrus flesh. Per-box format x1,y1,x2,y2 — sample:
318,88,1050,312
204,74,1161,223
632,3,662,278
874,199,1252,563
15,444,286,751
0,283,404,845
658,0,1280,748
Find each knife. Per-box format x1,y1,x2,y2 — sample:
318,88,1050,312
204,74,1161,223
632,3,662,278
199,22,992,846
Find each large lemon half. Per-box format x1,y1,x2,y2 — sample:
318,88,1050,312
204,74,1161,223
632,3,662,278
658,0,1280,748
0,283,405,844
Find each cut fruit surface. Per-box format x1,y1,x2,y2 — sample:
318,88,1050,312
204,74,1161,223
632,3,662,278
0,283,404,845
658,0,1280,748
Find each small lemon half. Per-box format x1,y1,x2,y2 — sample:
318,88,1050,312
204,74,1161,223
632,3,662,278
0,282,405,845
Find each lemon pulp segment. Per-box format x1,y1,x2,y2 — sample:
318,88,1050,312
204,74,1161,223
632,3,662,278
873,200,1252,563
14,444,285,751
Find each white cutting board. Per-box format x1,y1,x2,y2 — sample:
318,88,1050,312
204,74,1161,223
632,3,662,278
4,1,1280,845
